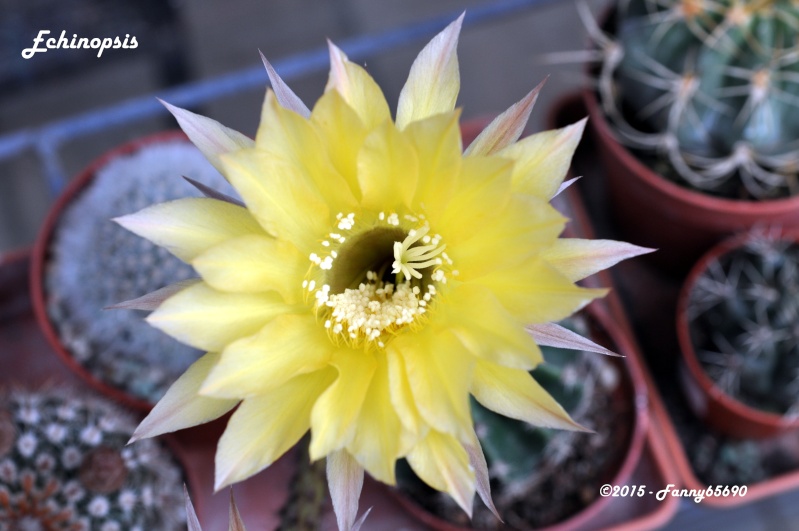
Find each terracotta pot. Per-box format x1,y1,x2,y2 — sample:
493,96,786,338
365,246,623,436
393,303,649,530
583,51,799,274
31,130,195,412
676,230,799,439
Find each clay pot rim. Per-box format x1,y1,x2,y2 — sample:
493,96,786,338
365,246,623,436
391,302,650,531
30,130,191,413
676,228,799,431
583,88,799,215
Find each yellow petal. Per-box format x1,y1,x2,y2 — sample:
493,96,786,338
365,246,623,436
192,234,306,303
129,352,238,443
256,91,357,211
311,89,368,199
499,118,586,199
449,194,565,279
202,314,333,398
147,282,291,351
214,369,335,489
471,358,587,431
221,148,329,254
114,198,262,262
395,14,463,130
326,41,391,130
406,430,475,517
473,257,607,324
440,283,543,370
404,111,463,224
309,349,376,460
437,155,513,245
393,330,474,440
347,354,405,484
464,80,543,156
542,238,654,282
357,121,419,212
160,99,254,175
385,346,425,437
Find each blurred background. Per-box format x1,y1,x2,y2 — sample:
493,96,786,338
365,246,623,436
0,0,602,253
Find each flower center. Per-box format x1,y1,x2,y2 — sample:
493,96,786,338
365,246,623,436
304,211,454,347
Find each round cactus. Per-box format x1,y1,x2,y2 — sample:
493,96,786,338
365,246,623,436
46,139,233,404
592,0,799,199
688,230,799,413
0,387,186,530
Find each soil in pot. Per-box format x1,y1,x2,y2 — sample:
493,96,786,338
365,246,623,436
0,385,188,529
37,134,234,407
397,312,636,530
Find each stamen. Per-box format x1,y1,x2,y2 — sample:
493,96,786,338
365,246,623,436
392,225,447,280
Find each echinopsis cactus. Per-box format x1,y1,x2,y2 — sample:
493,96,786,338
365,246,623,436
46,140,232,404
688,230,799,414
585,0,799,199
0,388,186,530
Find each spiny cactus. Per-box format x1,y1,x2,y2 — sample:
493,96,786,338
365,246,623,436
0,387,186,530
688,230,799,414
399,315,624,529
586,0,799,199
277,438,329,531
46,140,233,404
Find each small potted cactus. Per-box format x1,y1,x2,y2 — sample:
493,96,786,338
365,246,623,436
0,387,188,529
677,228,799,438
31,131,235,410
394,306,647,530
579,0,799,268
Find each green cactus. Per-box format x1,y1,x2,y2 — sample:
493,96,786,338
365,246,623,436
589,0,799,199
0,387,186,530
46,140,233,403
688,231,799,414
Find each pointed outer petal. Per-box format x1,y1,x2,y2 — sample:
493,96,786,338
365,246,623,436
201,314,333,399
554,176,580,197
326,41,391,130
448,194,566,279
498,118,587,199
130,352,237,443
220,149,330,255
437,156,513,245
472,358,588,431
214,369,336,490
395,14,463,130
357,121,419,211
351,508,372,531
147,282,291,352
384,346,426,438
183,175,244,207
346,354,405,485
464,80,544,156
463,437,501,522
473,257,607,324
311,89,367,200
541,238,656,282
260,51,311,118
229,490,246,531
185,485,202,531
106,279,200,311
192,234,306,303
327,449,365,531
439,283,543,370
526,322,621,357
114,198,263,263
393,330,474,441
310,350,377,459
406,430,475,517
404,111,463,223
160,99,253,175
256,91,357,211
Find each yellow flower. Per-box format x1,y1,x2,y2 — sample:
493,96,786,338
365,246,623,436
119,15,649,528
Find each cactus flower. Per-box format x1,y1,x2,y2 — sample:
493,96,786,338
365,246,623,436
118,15,649,528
